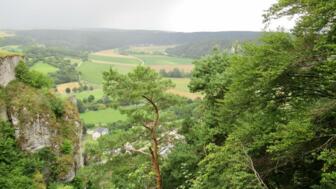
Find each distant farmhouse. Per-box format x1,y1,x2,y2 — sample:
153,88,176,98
87,127,109,140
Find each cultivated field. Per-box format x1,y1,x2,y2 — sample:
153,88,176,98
127,45,176,55
169,78,202,99
135,54,193,65
76,48,200,99
149,64,194,72
0,31,14,38
56,82,80,93
61,46,201,125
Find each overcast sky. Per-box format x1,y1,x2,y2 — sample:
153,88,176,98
0,0,294,32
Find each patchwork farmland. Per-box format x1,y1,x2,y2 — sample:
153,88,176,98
54,46,201,125
77,47,199,99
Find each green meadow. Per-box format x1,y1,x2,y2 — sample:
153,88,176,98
80,108,127,124
134,54,193,65
74,48,200,124
74,88,104,100
90,54,142,64
78,61,135,84
30,63,58,74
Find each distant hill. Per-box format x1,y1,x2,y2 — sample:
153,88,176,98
0,29,262,57
17,29,261,48
166,40,241,58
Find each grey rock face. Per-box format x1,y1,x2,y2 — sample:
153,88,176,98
61,164,76,182
1,55,84,182
74,121,84,168
11,111,55,153
0,56,21,87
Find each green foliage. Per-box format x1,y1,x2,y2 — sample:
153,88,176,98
0,121,36,189
15,61,52,88
0,87,5,106
77,154,153,189
317,148,336,187
159,68,191,78
61,139,73,155
182,1,336,186
103,65,175,113
49,95,65,117
87,95,95,103
264,0,336,45
32,171,47,189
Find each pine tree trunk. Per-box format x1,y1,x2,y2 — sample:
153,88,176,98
149,130,162,189
143,95,163,189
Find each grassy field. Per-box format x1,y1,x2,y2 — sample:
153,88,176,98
80,108,126,124
135,54,193,65
74,89,104,100
169,78,202,99
30,63,58,74
90,54,142,64
78,61,136,84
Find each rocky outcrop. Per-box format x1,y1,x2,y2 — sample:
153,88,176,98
0,55,21,121
0,55,84,183
0,55,21,87
11,112,56,152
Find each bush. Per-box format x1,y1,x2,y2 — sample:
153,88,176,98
15,61,52,89
76,100,86,113
49,96,65,117
65,88,71,94
61,139,73,155
0,121,36,188
87,95,95,103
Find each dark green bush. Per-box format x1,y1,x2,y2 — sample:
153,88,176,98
49,96,65,118
0,121,36,188
61,139,73,155
15,61,53,89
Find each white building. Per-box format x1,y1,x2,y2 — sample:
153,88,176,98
87,127,109,140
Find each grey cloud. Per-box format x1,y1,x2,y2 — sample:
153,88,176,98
0,0,180,30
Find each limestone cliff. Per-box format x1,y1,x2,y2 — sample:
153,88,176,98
0,54,21,87
0,54,21,121
0,53,83,182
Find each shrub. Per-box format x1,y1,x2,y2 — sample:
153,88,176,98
87,95,95,103
65,88,71,94
61,139,73,155
15,61,52,89
76,100,86,113
0,121,36,188
49,96,65,117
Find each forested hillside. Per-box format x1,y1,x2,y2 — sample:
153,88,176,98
0,30,260,54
